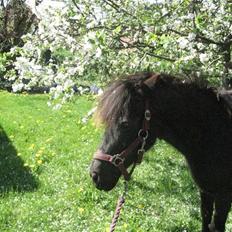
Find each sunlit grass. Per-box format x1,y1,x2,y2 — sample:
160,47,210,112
0,90,231,231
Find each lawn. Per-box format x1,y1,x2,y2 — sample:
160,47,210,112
0,90,230,232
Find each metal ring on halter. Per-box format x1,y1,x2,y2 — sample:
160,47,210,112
145,110,151,121
111,154,125,167
137,148,145,156
138,129,148,139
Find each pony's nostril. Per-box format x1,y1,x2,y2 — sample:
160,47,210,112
92,172,99,183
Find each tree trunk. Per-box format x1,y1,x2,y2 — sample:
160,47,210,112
222,43,232,89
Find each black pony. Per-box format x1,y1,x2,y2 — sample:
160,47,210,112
90,72,232,232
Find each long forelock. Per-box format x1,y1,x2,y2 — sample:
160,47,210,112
94,81,134,127
94,72,158,126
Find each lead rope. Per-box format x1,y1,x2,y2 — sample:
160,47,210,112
109,103,151,232
110,181,128,232
109,140,147,232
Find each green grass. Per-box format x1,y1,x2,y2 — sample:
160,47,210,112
0,90,231,231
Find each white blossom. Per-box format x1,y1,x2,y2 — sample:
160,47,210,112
188,33,196,41
199,53,209,63
178,38,189,49
83,41,93,51
95,48,102,58
12,83,24,92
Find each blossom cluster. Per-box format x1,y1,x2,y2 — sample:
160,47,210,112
7,0,232,104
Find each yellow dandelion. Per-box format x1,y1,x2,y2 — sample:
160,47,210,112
123,223,128,228
37,160,43,165
78,207,84,214
35,153,41,158
29,144,35,150
36,149,44,155
77,187,83,193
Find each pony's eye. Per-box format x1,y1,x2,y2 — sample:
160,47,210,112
120,121,129,128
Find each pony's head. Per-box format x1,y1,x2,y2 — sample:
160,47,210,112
90,73,160,191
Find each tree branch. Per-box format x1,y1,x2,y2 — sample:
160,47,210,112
169,28,224,46
114,38,175,62
196,34,224,46
104,0,133,17
146,52,176,62
1,0,5,8
71,0,97,21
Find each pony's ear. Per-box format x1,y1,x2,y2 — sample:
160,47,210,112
144,73,160,89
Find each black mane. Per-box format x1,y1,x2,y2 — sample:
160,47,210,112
95,72,229,126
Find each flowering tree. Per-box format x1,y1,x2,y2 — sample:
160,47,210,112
68,0,232,86
4,0,232,102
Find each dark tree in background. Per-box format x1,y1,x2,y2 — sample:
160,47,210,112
0,0,41,52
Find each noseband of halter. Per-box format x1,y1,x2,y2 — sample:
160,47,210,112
93,99,151,181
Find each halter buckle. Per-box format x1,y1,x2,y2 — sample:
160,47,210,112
145,110,151,121
111,154,125,167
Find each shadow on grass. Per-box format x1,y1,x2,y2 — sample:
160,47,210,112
131,167,201,231
132,148,201,225
0,125,38,194
132,179,157,192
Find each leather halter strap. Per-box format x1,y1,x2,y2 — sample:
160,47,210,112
93,99,151,181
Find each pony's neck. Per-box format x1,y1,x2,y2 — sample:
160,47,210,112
152,84,223,156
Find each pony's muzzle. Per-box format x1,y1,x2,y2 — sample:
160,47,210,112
90,171,104,190
91,171,99,183
90,159,120,191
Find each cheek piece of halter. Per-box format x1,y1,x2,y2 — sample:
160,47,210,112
93,100,151,181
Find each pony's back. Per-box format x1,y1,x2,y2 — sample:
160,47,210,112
219,89,232,118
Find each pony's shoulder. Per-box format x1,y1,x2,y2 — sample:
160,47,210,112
218,89,232,118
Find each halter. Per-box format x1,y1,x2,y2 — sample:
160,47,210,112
93,100,151,180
